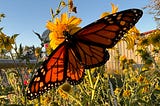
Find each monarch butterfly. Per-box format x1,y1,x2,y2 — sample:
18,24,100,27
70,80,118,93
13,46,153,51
27,9,143,100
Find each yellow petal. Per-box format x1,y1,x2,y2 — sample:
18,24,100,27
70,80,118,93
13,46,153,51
111,3,118,13
100,12,110,18
46,21,54,31
54,17,60,24
68,16,82,26
61,13,68,24
100,3,118,18
49,32,55,41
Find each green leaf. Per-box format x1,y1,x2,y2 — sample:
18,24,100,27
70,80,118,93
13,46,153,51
153,89,160,94
136,99,148,104
11,34,19,38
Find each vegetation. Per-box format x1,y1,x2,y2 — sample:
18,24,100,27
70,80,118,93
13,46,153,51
0,0,160,105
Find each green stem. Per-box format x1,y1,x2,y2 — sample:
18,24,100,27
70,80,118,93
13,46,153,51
92,73,100,100
78,84,88,96
68,93,82,106
61,89,83,106
86,69,95,101
87,69,93,88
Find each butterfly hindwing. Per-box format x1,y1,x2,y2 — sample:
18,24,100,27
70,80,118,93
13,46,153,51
66,47,85,85
71,41,110,68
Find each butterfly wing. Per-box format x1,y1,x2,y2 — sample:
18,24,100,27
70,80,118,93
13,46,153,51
27,42,85,100
70,41,110,68
75,9,142,48
27,43,66,100
66,46,85,85
73,9,142,67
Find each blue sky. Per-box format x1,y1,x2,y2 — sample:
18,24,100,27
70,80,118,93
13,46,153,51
0,0,156,47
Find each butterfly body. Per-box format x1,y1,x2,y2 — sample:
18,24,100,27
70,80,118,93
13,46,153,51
27,9,143,100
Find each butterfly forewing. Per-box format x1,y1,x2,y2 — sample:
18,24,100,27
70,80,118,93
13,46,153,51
27,44,67,100
75,9,143,48
27,42,86,99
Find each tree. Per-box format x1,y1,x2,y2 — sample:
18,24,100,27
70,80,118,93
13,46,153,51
144,0,160,28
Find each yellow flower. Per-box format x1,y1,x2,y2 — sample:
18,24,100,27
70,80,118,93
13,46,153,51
46,13,81,49
34,47,41,57
137,75,144,83
114,88,121,95
123,90,131,97
119,55,127,62
155,82,160,90
111,3,118,13
141,86,149,94
137,75,149,84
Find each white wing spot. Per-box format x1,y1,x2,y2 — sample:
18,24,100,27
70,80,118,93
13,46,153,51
123,27,127,30
109,21,114,24
104,16,108,20
113,13,117,16
30,93,33,96
133,10,137,13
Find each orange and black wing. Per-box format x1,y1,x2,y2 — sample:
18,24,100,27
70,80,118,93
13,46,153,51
27,42,85,100
73,9,143,67
70,41,110,68
27,43,66,100
66,46,85,85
